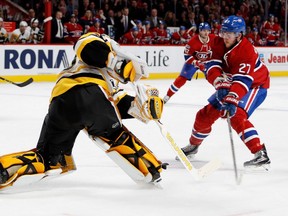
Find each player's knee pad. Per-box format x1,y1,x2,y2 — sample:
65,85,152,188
101,127,163,182
0,149,45,185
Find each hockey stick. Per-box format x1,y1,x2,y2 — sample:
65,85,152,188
0,76,33,87
156,120,221,180
226,114,242,185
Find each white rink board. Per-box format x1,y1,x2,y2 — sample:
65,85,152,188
0,45,287,76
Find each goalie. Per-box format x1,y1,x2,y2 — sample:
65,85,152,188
0,33,165,188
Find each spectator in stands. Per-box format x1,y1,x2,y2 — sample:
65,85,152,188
78,0,90,17
89,1,97,17
63,14,83,45
138,2,150,21
24,9,36,25
177,10,189,27
58,2,70,23
146,8,163,29
0,17,8,44
141,21,154,45
96,9,107,30
157,2,166,20
10,21,30,44
260,14,281,46
170,26,190,45
79,10,94,34
27,18,44,44
211,20,221,36
164,11,177,27
153,20,169,45
246,27,265,46
51,11,66,43
186,11,197,29
73,9,80,23
106,9,116,27
116,7,133,40
88,18,105,34
129,0,142,21
119,26,141,44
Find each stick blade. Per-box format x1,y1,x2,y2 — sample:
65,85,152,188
16,78,34,87
197,158,222,179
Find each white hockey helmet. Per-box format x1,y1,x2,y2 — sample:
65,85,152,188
19,21,28,27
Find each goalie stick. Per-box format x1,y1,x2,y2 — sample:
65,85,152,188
0,76,33,87
129,81,221,180
156,120,221,180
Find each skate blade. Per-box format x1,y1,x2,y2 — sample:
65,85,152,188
175,154,195,161
244,164,271,172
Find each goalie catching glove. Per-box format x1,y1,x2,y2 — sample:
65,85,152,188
128,83,164,123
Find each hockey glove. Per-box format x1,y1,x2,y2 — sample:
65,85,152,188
118,60,136,82
214,76,232,101
192,60,205,71
221,93,239,118
128,84,164,123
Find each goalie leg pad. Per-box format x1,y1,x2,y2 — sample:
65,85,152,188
99,127,163,183
0,149,45,185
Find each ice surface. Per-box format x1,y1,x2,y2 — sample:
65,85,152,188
0,78,287,216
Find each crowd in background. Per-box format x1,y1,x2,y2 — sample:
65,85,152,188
0,0,286,46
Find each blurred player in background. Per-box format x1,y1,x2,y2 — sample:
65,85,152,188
170,26,190,45
27,18,44,44
163,22,214,103
0,17,8,44
9,21,30,44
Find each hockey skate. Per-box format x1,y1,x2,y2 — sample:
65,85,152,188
244,145,271,171
175,144,199,161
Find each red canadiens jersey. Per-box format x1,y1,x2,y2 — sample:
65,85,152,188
246,33,264,46
120,31,141,44
153,28,170,44
88,27,105,34
64,22,83,43
261,21,281,43
207,36,270,98
184,34,215,63
141,29,154,44
170,31,190,45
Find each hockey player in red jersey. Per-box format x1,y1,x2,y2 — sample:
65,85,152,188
88,18,105,34
163,22,215,103
140,21,155,45
153,20,170,45
63,14,83,44
119,26,142,44
179,15,271,170
170,26,190,45
0,33,165,189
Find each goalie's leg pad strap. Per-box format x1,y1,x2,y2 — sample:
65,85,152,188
107,135,162,178
0,150,45,185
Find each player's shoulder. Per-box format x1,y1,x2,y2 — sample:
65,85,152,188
239,37,255,52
